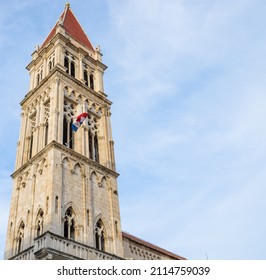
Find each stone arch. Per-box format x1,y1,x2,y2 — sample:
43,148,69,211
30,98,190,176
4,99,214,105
62,156,70,168
16,220,25,254
94,216,109,252
100,176,107,188
35,208,44,237
63,204,80,240
73,162,82,175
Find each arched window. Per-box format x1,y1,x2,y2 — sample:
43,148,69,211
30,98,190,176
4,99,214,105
48,61,52,72
64,207,75,239
29,134,34,159
94,132,99,163
17,221,25,254
36,74,40,86
63,116,73,149
55,196,59,214
90,74,94,90
64,57,69,73
70,61,75,77
88,129,93,160
95,219,105,251
84,70,88,86
44,121,49,146
36,209,44,237
46,197,49,214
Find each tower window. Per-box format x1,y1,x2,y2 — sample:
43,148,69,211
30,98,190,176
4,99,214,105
94,132,99,163
55,196,59,214
64,57,69,73
90,74,94,90
29,134,33,159
44,121,49,146
95,219,105,251
63,116,74,149
84,70,88,86
36,74,40,86
64,207,75,239
36,209,44,237
17,221,25,254
70,61,75,77
88,129,93,160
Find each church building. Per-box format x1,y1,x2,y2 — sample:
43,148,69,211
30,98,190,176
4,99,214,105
4,3,185,260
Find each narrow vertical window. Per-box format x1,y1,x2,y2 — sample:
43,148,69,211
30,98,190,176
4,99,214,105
84,70,88,86
29,134,34,159
115,221,118,236
64,57,69,73
17,222,25,254
88,130,93,160
69,119,73,149
94,133,99,163
86,209,90,225
64,207,75,239
44,121,49,146
36,74,40,86
55,196,58,214
70,61,75,77
48,61,52,72
63,116,68,146
89,74,94,90
36,209,44,237
95,219,105,251
46,197,49,214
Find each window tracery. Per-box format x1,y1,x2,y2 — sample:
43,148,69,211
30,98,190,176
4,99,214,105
17,221,25,254
36,209,44,237
64,52,76,78
95,219,105,251
44,100,50,146
63,99,75,149
64,207,76,239
87,114,99,162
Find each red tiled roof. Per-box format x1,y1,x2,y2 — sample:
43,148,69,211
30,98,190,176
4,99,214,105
122,231,186,260
41,4,94,51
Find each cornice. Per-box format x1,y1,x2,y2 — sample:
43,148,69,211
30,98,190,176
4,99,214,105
11,141,119,179
21,67,111,107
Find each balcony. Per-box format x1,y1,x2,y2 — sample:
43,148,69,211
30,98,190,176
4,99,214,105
11,231,123,260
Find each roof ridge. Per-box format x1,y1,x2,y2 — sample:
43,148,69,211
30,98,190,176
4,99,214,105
122,231,186,260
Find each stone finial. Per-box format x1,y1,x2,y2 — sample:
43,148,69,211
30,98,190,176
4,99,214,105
65,2,70,8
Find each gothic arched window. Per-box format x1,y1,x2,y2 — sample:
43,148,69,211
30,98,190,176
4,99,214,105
44,121,49,146
63,100,75,149
70,61,75,77
94,132,99,163
36,209,44,237
64,57,69,73
17,221,25,254
88,129,93,160
84,70,88,86
95,219,105,251
29,134,34,159
64,207,75,239
36,74,40,86
89,74,94,90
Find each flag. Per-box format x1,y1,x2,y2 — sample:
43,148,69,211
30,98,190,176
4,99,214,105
72,112,89,132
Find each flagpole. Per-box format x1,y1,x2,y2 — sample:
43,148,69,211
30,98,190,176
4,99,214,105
65,114,88,147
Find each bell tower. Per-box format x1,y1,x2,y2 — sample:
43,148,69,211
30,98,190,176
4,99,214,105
4,3,124,260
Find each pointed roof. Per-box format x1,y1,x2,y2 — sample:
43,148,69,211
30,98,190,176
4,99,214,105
41,3,94,51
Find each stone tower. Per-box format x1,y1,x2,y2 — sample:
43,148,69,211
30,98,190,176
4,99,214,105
4,3,124,260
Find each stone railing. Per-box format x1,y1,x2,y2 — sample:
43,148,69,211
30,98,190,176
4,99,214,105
34,231,123,260
10,246,34,260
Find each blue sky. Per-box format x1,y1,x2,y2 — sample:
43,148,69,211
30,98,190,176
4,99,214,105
1,0,266,260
